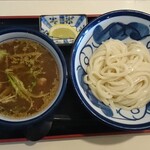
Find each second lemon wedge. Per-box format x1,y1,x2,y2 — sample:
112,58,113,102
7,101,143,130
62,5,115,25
49,24,78,39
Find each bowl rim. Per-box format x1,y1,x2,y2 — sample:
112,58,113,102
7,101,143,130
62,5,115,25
0,27,68,127
71,9,150,130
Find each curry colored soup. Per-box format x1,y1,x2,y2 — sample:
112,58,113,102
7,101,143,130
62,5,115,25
0,39,60,119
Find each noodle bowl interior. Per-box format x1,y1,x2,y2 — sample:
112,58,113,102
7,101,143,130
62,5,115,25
0,39,60,120
84,39,150,110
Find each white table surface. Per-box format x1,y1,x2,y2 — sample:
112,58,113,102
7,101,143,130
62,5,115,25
1,0,150,150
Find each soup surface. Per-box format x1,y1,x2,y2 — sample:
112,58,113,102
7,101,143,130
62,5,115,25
0,39,60,119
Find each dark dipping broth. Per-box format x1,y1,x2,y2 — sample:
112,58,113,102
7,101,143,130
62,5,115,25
0,39,60,120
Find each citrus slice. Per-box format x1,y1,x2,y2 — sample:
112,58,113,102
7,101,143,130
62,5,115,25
49,24,78,39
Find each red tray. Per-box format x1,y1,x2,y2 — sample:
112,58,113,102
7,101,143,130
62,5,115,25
0,15,150,143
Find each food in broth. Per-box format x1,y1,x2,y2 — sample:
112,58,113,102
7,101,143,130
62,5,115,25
0,39,60,119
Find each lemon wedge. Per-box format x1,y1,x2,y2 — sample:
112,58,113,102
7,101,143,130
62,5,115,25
49,24,78,39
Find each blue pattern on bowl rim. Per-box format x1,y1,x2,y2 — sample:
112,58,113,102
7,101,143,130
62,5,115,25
39,15,87,45
71,10,150,130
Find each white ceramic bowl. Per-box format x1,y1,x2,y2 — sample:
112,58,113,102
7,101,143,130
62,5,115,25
40,15,88,45
0,28,67,125
71,10,150,130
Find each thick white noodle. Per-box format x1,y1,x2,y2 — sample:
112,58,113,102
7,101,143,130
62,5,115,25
84,39,150,110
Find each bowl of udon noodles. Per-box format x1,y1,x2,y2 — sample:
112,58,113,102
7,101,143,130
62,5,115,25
0,28,67,126
71,10,150,129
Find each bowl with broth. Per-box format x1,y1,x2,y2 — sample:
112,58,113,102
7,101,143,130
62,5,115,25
71,10,150,130
0,28,67,125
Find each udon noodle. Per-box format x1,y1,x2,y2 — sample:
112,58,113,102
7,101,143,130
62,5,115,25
84,39,150,110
